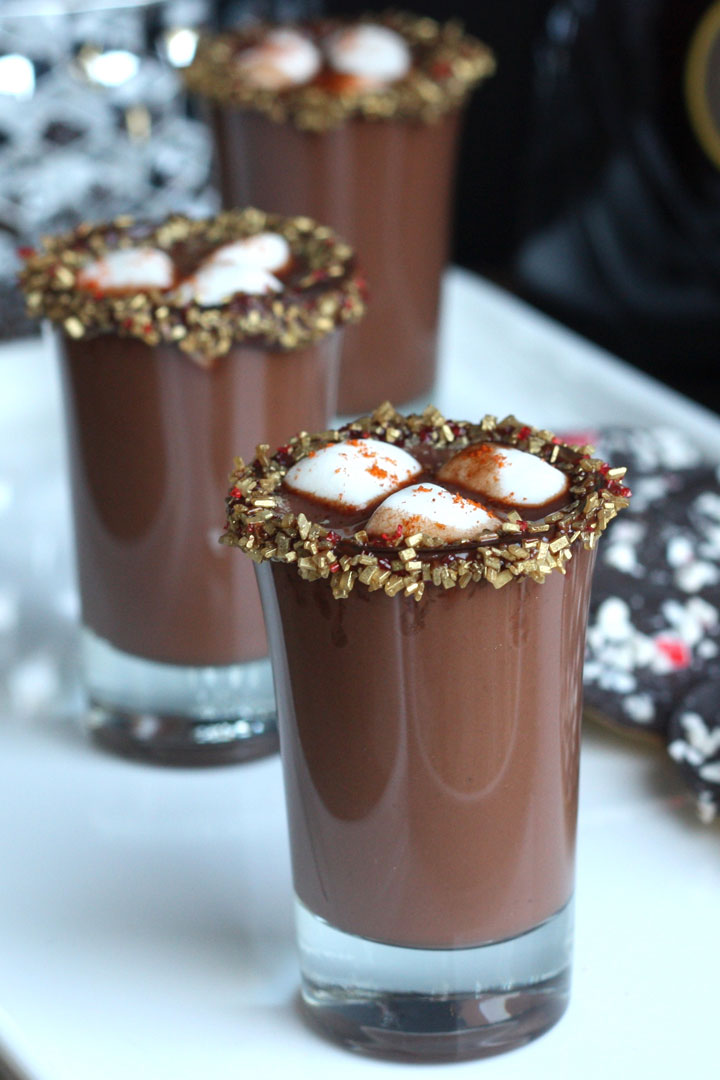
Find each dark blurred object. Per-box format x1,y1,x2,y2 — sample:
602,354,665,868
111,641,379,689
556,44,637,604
0,0,214,341
515,0,720,413
214,0,322,26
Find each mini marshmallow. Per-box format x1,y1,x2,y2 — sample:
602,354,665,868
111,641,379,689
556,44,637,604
284,438,422,512
236,28,321,90
437,443,569,509
77,247,174,292
325,24,411,85
208,232,291,274
366,483,499,542
177,262,282,306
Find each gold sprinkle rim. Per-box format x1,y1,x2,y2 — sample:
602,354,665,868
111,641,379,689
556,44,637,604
222,402,631,601
184,11,496,132
19,208,367,364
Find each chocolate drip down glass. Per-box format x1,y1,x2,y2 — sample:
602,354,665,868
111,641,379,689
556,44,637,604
21,210,365,765
223,406,629,1060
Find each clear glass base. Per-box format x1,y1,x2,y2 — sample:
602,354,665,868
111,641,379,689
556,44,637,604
81,628,278,766
296,896,573,1062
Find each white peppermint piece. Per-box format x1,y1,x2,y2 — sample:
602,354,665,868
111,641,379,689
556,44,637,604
325,24,411,84
666,534,694,567
284,438,422,512
621,693,656,724
208,232,291,273
178,262,282,306
366,483,498,543
603,541,644,577
77,247,174,292
674,560,720,594
237,29,321,90
695,491,720,522
437,443,569,509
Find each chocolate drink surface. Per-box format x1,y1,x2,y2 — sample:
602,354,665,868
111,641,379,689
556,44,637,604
224,404,629,1057
21,209,364,765
187,12,494,414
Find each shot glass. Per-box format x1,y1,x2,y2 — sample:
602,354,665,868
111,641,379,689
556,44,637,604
21,209,365,765
186,11,494,415
223,404,629,1060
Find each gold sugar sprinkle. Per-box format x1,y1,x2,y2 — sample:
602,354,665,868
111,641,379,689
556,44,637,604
19,208,366,365
221,403,630,602
184,12,494,132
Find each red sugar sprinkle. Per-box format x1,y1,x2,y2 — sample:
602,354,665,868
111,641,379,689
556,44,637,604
608,478,631,497
517,426,531,440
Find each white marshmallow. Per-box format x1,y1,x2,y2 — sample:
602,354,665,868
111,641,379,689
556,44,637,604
366,483,499,542
177,262,282,306
236,28,321,90
325,24,411,85
437,443,569,509
284,438,422,512
77,247,174,292
209,233,291,273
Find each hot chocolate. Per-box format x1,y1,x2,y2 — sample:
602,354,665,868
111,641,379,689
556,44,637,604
223,403,629,1058
186,12,494,414
21,209,365,764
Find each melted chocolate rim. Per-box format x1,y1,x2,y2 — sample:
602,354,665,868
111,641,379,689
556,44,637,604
19,208,366,364
185,11,495,132
222,403,631,601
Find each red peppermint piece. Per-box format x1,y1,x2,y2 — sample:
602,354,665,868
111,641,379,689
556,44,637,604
655,635,691,670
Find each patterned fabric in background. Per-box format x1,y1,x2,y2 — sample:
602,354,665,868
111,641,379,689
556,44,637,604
0,0,216,338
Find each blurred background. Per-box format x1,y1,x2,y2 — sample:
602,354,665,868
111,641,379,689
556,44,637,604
2,0,720,412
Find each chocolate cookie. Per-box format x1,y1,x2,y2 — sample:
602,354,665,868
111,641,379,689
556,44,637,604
582,427,720,821
668,678,720,823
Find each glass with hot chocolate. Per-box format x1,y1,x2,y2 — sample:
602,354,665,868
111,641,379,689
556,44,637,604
185,12,494,415
223,402,630,1060
21,209,365,765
